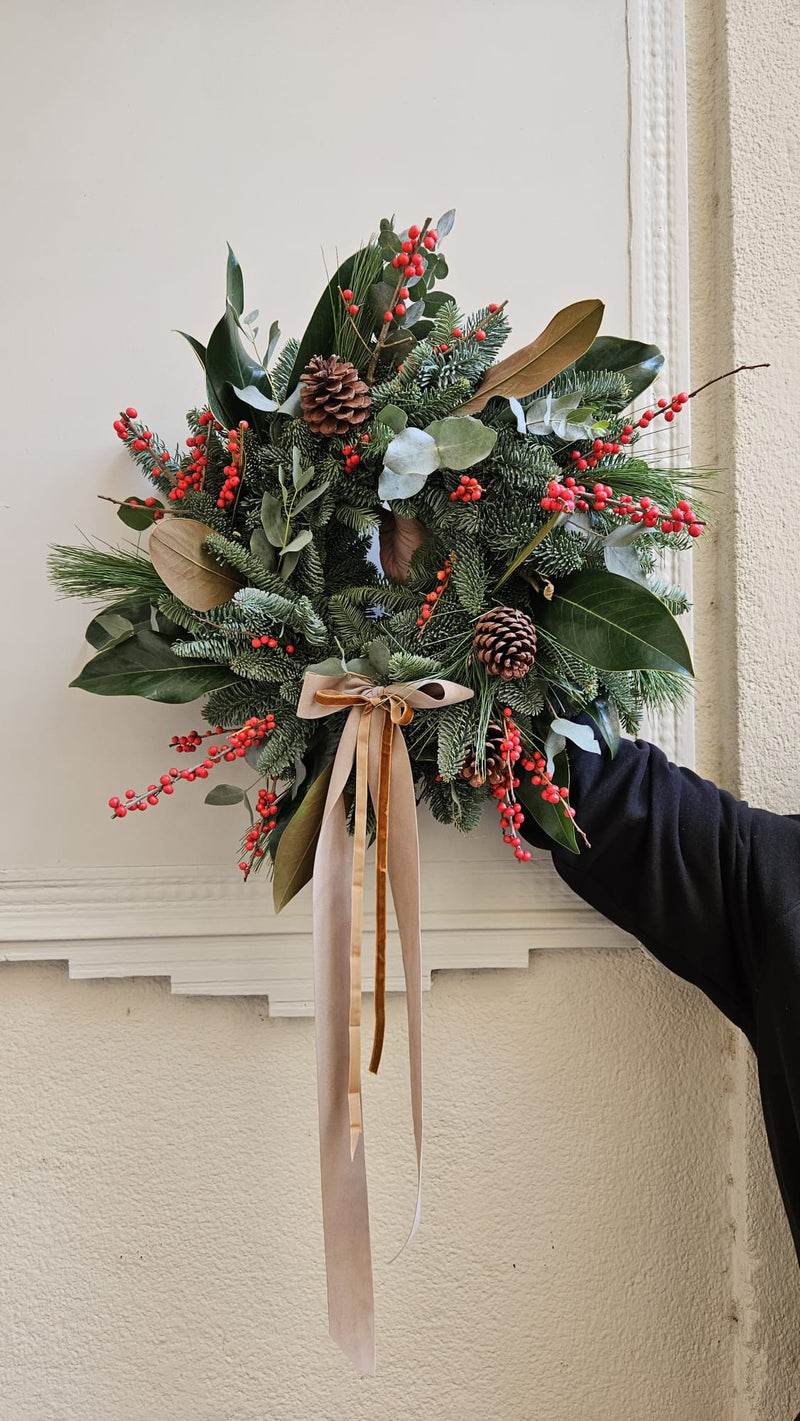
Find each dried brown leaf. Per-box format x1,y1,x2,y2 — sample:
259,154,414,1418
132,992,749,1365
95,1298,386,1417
458,298,605,415
148,518,244,612
378,509,428,582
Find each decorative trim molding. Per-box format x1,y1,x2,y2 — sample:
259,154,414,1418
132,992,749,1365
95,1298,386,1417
2,5,689,1009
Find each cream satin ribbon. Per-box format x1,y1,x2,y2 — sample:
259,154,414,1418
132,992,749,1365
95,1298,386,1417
297,671,473,1373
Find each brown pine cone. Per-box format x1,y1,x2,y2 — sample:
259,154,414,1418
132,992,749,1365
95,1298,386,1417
299,354,371,437
473,606,537,681
460,722,509,788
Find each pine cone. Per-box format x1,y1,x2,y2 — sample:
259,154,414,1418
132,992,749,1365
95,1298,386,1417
460,722,509,788
473,606,537,681
299,355,371,437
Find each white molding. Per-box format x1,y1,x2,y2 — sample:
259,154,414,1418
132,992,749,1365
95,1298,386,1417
2,6,689,1008
627,0,695,767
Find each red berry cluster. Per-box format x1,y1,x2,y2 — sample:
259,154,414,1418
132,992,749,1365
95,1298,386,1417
520,748,576,819
238,787,279,878
340,287,360,317
450,475,482,503
108,717,275,818
416,556,452,630
384,223,439,324
113,406,140,439
568,435,631,473
490,711,532,863
438,303,500,354
169,410,215,503
250,635,295,654
541,476,704,537
342,431,370,472
637,391,689,428
217,422,247,509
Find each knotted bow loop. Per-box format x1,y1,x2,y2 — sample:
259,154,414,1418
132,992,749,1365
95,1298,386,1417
295,668,472,1374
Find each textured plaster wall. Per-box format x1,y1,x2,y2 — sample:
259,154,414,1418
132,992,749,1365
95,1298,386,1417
0,956,731,1420
687,0,800,1416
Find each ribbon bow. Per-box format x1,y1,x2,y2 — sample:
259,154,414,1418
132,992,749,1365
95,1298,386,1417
297,671,473,1373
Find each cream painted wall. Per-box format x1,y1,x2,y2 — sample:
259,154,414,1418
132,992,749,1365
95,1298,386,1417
1,0,786,1415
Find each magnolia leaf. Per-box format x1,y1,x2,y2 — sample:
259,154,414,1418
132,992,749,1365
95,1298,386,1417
250,527,277,570
70,628,234,702
226,244,244,317
204,783,245,806
427,415,497,470
586,695,620,758
282,528,313,555
176,330,207,367
148,518,244,611
85,610,135,651
116,497,163,531
376,404,408,434
436,208,456,238
261,491,286,547
205,306,274,429
458,298,605,415
575,336,664,403
535,569,694,674
550,717,601,758
273,763,334,912
378,508,428,581
516,750,579,854
231,383,278,412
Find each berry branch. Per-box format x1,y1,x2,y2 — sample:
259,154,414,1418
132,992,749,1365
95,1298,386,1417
107,716,275,818
366,218,433,384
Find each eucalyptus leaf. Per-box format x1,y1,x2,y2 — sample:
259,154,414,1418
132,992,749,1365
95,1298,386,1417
204,783,245,806
427,415,497,471
534,569,694,674
378,466,433,500
243,308,259,326
261,491,287,547
282,528,313,555
292,448,315,490
400,300,424,328
435,208,456,238
508,397,527,434
279,548,302,581
544,728,567,777
308,655,349,676
526,391,598,442
550,717,601,758
367,640,392,679
293,480,330,513
266,319,281,364
70,628,234,703
277,388,303,417
383,426,440,478
231,383,278,412
250,527,277,571
376,404,408,434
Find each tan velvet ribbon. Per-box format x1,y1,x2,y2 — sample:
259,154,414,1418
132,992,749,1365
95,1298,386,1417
296,671,473,1373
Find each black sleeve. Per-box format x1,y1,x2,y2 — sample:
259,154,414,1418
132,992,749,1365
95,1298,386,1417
519,729,800,1046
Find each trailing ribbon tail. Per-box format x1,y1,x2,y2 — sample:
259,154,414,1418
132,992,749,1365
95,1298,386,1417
296,671,473,1373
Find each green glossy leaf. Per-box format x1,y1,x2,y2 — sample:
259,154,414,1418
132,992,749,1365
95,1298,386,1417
85,611,135,651
550,717,601,757
175,330,207,367
204,783,244,806
205,307,274,429
517,751,579,854
116,497,163,531
427,415,497,470
70,628,234,703
287,249,367,395
535,570,694,675
226,244,244,317
586,696,620,758
574,336,665,402
272,763,333,911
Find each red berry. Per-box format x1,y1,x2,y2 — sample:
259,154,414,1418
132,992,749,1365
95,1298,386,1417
125,406,138,418
423,235,436,249
383,311,393,322
401,240,414,253
395,303,406,316
688,523,703,537
400,288,410,300
342,288,354,301
488,303,498,313
452,328,463,339
664,409,675,422
348,304,359,315
658,399,668,409
475,329,486,341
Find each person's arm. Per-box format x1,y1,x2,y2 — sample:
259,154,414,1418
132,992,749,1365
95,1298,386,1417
518,729,791,1045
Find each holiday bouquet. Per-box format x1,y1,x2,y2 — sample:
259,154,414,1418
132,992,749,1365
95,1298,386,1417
50,208,710,1369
